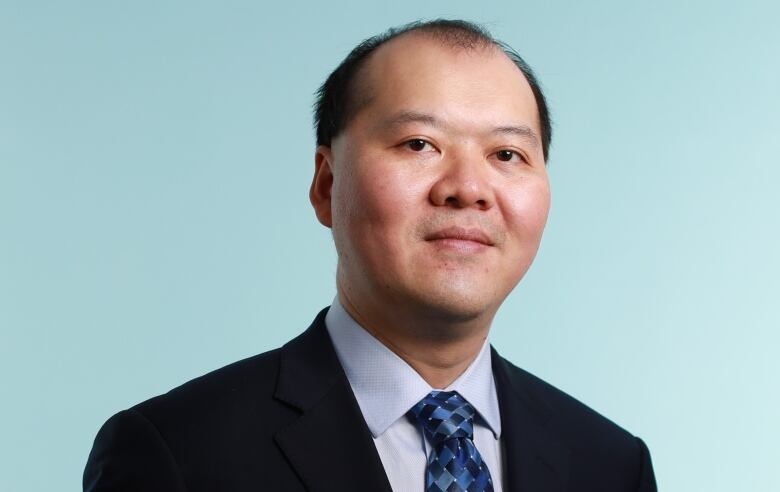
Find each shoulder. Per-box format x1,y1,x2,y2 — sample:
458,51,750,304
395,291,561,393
88,346,292,460
84,347,307,490
498,354,634,436
128,347,296,435
495,354,657,489
95,308,333,445
137,348,282,413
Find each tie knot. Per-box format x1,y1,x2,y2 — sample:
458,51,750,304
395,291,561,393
408,391,476,445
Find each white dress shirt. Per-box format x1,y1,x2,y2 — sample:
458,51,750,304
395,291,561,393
325,298,504,492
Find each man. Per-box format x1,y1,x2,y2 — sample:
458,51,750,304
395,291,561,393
84,19,657,491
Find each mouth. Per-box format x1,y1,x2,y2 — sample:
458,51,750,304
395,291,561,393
425,226,495,250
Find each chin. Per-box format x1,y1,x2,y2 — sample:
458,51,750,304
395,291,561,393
405,287,499,324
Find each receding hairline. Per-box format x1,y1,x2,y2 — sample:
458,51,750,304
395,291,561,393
314,19,552,161
343,29,510,132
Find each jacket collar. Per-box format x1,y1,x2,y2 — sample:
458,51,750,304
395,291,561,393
273,308,393,492
491,347,571,491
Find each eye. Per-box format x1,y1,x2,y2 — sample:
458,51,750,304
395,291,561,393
404,139,434,152
495,149,523,163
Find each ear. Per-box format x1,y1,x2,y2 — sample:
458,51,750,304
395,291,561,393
310,145,334,228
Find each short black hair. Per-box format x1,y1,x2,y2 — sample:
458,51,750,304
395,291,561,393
313,19,552,161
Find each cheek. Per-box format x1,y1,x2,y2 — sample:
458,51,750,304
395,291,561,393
502,178,551,245
337,157,426,227
331,155,427,256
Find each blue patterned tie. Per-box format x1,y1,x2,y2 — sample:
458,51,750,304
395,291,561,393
408,390,494,492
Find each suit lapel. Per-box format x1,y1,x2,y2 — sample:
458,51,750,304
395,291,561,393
492,348,571,492
273,309,393,492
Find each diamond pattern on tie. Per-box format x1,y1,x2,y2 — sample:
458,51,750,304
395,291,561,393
408,391,494,492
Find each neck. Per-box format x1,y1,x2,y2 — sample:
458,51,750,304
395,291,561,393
337,290,493,389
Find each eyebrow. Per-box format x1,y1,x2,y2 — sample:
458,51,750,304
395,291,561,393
492,125,540,147
378,110,539,147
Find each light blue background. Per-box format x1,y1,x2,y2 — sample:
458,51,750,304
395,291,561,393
2,1,778,490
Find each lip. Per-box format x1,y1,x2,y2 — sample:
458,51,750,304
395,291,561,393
425,226,494,246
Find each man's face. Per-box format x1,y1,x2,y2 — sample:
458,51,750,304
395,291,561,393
312,34,550,324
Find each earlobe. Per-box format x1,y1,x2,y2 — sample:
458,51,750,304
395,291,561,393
310,145,334,228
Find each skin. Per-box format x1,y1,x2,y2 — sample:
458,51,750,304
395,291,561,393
310,33,550,389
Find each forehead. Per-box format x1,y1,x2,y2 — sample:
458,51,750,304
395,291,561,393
349,33,540,135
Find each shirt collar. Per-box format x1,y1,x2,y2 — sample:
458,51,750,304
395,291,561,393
325,297,502,439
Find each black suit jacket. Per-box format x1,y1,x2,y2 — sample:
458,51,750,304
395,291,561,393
84,308,657,491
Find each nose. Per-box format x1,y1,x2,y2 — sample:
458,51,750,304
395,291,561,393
429,151,495,210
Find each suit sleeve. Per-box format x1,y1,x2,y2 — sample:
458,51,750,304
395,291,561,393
83,409,187,492
635,436,658,491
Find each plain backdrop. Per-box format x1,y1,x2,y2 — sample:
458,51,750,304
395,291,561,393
2,1,778,490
